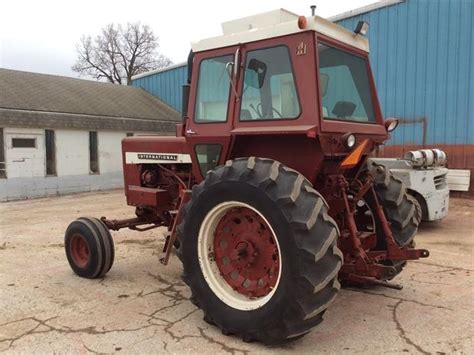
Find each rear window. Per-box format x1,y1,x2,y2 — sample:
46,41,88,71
318,43,376,123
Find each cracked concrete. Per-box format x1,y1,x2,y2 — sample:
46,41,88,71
391,300,430,355
0,190,473,353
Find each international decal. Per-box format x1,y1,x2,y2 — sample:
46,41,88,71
137,153,178,161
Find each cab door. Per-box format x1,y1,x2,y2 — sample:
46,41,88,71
185,46,241,181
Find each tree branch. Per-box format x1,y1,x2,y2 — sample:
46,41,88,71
72,22,172,85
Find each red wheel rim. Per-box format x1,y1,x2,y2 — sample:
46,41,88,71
213,207,280,298
349,195,376,233
70,234,90,268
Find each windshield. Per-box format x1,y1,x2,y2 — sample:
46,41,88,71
318,43,376,123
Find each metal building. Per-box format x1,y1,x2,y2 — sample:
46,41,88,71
131,0,473,192
330,0,473,191
132,63,187,112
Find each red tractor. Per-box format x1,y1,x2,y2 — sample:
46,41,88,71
64,10,428,344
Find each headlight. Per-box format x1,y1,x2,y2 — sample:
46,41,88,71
343,133,356,149
385,119,399,132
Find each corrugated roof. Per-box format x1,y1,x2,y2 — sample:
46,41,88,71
131,62,187,81
0,68,180,122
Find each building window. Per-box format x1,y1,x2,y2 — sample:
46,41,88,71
194,54,233,123
45,130,56,176
0,128,5,178
126,132,134,137
89,131,99,174
12,137,36,148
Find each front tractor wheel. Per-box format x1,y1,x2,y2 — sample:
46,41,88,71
65,217,115,278
177,158,342,344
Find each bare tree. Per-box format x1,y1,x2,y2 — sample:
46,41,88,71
73,23,172,85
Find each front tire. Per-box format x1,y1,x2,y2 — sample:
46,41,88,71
65,217,115,278
177,158,342,344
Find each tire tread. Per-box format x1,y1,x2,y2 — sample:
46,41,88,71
177,157,342,345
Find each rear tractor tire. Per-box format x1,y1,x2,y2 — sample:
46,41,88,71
369,162,420,247
65,217,115,278
407,194,423,226
177,157,343,345
368,162,421,279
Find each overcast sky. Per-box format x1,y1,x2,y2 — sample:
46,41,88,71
0,0,375,79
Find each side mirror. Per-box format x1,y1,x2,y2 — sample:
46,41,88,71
332,101,356,118
320,73,329,97
245,58,267,89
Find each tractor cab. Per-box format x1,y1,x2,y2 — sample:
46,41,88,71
182,9,391,182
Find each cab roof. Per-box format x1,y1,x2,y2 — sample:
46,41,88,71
191,9,369,53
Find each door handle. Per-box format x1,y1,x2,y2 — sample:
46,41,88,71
186,129,197,135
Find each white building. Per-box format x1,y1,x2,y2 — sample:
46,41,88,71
0,68,180,201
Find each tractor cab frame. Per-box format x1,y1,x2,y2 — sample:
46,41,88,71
182,12,387,183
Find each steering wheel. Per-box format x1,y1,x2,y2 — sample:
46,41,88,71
253,103,283,119
271,106,283,118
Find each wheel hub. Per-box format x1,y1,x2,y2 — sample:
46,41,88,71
70,234,90,268
348,194,376,233
214,207,280,298
233,239,257,264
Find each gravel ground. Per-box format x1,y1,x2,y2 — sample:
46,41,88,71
0,190,472,354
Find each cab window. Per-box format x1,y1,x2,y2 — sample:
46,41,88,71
240,46,300,120
195,144,222,175
318,43,376,123
195,55,233,122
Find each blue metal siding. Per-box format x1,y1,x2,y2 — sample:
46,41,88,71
336,0,473,146
132,65,187,112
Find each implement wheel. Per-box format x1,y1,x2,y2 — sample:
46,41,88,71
65,217,115,278
177,157,342,344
